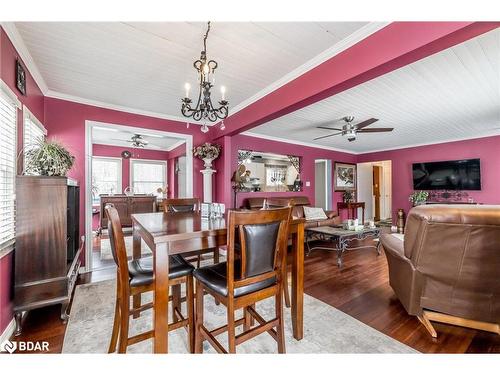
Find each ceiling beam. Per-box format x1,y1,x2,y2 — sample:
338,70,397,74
214,22,500,139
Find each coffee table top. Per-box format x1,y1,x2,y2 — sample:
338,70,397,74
306,225,379,237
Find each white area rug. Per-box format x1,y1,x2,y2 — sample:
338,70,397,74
62,279,417,354
99,235,151,261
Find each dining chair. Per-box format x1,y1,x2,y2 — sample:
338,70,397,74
193,207,292,353
105,204,195,353
263,198,294,308
163,198,220,268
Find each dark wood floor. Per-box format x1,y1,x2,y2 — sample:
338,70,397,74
10,240,500,354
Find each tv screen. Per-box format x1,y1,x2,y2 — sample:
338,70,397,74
412,159,481,190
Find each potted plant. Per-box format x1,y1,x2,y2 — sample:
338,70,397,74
409,191,429,206
24,139,75,176
193,142,221,169
343,191,355,203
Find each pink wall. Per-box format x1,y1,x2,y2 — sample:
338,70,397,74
358,135,500,220
213,134,357,210
44,97,208,243
91,144,170,230
0,26,45,334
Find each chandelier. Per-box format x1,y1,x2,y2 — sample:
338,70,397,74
181,22,229,133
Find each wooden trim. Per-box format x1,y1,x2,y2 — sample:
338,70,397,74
424,310,499,336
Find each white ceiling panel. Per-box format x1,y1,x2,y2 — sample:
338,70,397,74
92,127,184,151
13,22,369,120
248,28,500,153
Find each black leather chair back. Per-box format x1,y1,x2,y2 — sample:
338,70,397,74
240,222,280,278
163,198,201,213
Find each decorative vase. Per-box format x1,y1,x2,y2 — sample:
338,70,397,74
397,208,405,234
203,157,215,169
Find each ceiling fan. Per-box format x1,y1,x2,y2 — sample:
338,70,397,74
314,116,394,142
110,134,149,148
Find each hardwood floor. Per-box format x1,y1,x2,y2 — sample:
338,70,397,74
8,240,500,354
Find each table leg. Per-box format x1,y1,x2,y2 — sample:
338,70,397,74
132,227,141,318
153,242,170,353
362,207,365,224
291,222,304,341
337,238,347,268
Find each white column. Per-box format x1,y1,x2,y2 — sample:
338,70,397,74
201,168,216,203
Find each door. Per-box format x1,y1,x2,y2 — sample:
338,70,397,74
315,161,326,209
373,166,382,221
356,162,373,222
177,156,187,198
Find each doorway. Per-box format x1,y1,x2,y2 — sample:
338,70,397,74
314,159,333,210
356,160,392,223
177,156,187,198
84,120,193,272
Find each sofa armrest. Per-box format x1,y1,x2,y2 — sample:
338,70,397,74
380,233,422,316
380,233,405,259
324,210,338,219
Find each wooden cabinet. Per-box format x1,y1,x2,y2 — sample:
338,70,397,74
99,195,156,230
14,176,81,335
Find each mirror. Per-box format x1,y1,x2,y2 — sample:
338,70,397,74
233,150,302,192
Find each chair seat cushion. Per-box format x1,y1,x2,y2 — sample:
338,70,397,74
193,261,276,297
128,255,194,287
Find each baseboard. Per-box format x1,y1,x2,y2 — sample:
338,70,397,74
0,318,16,343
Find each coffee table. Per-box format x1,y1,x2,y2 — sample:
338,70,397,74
305,226,381,267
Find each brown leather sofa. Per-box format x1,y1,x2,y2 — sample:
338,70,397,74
243,196,341,229
380,204,500,337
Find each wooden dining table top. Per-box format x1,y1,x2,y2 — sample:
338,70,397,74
132,211,305,244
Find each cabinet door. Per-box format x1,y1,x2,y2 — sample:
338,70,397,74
101,197,129,228
130,197,155,215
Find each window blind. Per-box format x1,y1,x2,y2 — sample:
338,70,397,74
131,160,166,197
0,91,17,249
23,106,46,173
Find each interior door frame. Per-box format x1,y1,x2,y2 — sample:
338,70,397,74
84,120,193,272
314,159,332,210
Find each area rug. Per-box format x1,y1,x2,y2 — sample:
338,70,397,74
99,235,151,261
62,279,417,354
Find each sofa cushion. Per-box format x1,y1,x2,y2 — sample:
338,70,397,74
303,206,328,221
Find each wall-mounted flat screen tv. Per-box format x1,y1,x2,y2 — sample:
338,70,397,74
412,158,481,190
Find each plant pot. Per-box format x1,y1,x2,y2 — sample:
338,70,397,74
203,157,215,169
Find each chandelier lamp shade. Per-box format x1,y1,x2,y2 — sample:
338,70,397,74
181,21,229,133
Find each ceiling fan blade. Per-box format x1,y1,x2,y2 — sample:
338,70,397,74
313,131,343,140
357,128,394,133
316,126,343,131
354,118,379,130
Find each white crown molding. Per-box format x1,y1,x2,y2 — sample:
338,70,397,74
0,22,49,95
229,22,390,116
241,131,357,155
356,131,500,155
0,318,15,344
243,130,500,156
45,90,206,126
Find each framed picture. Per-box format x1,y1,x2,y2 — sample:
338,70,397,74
334,162,357,191
16,60,27,95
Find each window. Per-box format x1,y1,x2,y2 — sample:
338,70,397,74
91,157,122,203
0,84,19,249
131,159,166,197
23,105,46,172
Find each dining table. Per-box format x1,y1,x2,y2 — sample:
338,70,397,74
131,211,305,353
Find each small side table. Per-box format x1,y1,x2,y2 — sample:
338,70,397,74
337,201,365,224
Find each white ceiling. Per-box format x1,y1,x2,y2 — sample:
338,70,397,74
13,21,372,122
247,28,500,153
92,126,184,151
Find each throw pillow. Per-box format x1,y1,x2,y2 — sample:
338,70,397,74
303,206,328,221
